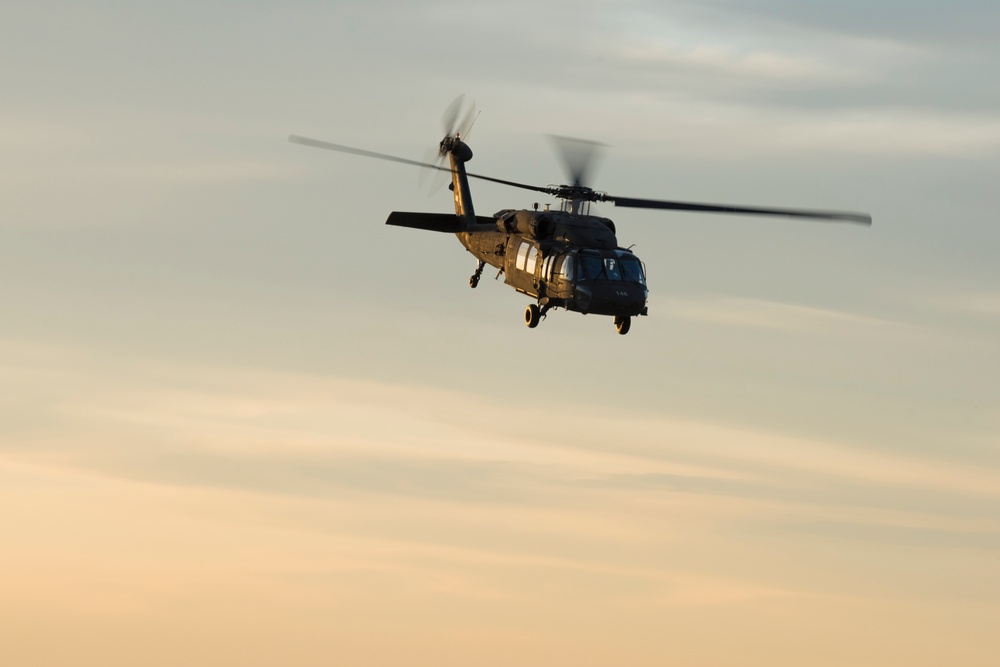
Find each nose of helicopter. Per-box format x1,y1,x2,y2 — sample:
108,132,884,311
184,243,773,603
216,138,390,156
574,282,647,316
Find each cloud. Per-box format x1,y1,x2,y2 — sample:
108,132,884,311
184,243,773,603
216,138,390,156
662,295,905,332
617,43,864,85
612,102,1000,157
933,292,1000,318
0,117,94,149
3,315,999,663
770,110,1000,156
5,338,997,515
673,0,1000,47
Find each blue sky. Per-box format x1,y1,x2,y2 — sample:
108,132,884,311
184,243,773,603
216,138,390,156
1,2,998,665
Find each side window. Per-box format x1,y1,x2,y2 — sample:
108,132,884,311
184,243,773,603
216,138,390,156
555,255,575,281
525,245,538,275
515,242,530,271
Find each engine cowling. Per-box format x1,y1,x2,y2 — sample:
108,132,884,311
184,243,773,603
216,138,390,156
497,210,553,240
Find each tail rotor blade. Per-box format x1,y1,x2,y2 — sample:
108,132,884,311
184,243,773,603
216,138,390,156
441,94,465,137
419,145,451,195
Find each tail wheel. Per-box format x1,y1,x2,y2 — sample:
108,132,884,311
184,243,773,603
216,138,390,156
525,304,541,328
614,315,631,335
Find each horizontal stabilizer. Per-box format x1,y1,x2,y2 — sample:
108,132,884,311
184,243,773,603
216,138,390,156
386,212,493,233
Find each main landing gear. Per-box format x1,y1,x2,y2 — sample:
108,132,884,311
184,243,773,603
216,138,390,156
469,260,485,288
524,302,552,328
524,306,632,334
524,303,541,328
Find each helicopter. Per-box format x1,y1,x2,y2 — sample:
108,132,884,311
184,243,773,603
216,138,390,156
289,98,872,335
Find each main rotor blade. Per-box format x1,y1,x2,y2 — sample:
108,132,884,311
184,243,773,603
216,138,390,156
609,195,872,225
289,135,447,171
290,135,871,224
463,171,553,195
549,135,605,188
289,134,552,195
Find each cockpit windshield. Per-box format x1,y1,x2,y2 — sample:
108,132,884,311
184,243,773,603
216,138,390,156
579,253,604,281
604,257,622,281
572,250,645,284
620,255,645,285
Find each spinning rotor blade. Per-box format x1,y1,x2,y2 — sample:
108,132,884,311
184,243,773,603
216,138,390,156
441,95,477,138
289,135,445,171
421,96,477,193
441,95,464,137
418,144,450,193
550,135,605,188
608,195,872,225
289,134,870,225
288,134,551,195
464,171,552,195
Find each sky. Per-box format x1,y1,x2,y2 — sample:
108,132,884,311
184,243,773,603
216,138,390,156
1,1,998,665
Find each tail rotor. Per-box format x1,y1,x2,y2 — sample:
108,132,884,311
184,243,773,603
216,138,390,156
420,95,478,194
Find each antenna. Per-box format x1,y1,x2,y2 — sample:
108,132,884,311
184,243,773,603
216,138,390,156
463,110,482,140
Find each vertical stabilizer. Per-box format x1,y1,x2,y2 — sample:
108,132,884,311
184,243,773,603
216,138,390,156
445,138,476,229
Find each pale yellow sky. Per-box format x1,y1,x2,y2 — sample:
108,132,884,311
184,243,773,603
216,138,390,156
2,340,997,666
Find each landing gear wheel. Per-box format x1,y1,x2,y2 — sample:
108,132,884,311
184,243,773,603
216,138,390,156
469,260,485,289
525,304,541,328
614,315,631,335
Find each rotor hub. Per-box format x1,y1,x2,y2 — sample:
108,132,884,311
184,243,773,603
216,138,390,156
441,136,473,163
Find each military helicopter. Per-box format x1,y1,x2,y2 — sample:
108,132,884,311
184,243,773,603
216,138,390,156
290,98,871,335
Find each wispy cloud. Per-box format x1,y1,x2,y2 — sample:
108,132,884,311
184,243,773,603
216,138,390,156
6,339,996,514
612,102,1000,157
3,332,998,663
617,43,863,84
662,295,905,333
933,291,1000,318
0,117,94,149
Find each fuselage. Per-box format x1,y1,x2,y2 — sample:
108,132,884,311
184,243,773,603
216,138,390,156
457,208,648,317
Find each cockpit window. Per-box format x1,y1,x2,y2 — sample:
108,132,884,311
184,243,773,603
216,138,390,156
569,250,646,283
604,258,622,281
580,254,603,280
621,257,645,285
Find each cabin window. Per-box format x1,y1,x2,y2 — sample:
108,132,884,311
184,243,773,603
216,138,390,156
542,256,554,281
525,245,538,275
515,242,530,271
554,255,574,281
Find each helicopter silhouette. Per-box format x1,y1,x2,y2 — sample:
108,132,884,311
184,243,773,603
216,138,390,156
290,97,871,335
